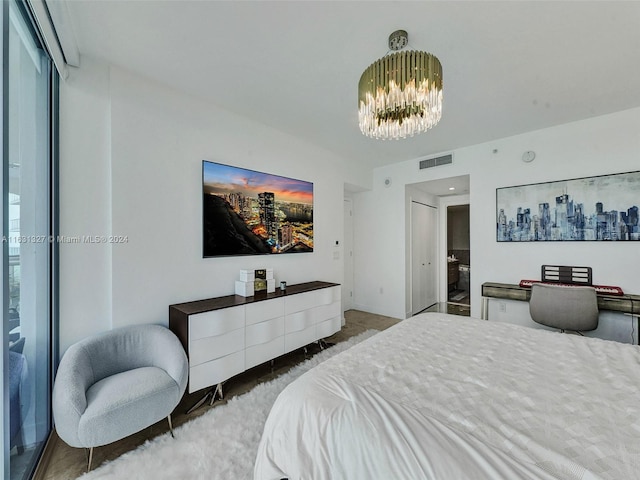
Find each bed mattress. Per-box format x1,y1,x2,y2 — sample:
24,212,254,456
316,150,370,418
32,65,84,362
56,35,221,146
254,313,640,479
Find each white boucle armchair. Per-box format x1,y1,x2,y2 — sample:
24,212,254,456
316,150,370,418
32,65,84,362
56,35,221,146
52,324,188,471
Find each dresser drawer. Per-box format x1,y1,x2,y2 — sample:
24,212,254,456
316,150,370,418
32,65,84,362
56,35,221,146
246,298,284,326
189,328,244,366
245,336,285,370
246,317,284,347
284,310,316,333
284,326,317,353
285,287,340,315
189,350,244,393
317,316,341,338
189,305,244,341
308,301,341,324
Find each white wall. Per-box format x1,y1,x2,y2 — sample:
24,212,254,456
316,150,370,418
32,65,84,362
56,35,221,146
351,177,405,318
59,57,112,349
59,58,640,347
354,107,640,320
59,58,370,355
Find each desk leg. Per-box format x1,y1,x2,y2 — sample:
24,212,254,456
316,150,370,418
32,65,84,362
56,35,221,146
622,313,639,345
481,296,489,320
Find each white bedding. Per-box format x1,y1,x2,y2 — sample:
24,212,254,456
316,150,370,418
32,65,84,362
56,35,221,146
254,313,640,480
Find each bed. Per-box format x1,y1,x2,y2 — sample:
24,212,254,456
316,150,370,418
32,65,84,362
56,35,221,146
254,313,640,480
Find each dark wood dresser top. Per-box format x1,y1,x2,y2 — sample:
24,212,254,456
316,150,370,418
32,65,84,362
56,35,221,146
169,281,340,316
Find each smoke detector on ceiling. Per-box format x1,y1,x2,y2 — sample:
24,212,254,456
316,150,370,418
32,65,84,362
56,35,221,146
522,151,536,163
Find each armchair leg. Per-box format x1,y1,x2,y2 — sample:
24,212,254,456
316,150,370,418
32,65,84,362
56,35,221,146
87,446,94,472
167,414,175,438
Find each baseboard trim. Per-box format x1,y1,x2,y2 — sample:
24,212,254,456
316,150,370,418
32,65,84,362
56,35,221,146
350,303,399,320
32,429,58,480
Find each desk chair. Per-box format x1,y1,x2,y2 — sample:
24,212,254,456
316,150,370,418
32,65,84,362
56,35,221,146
529,283,599,333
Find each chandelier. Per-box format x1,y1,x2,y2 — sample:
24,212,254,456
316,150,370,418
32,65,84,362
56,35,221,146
358,30,443,140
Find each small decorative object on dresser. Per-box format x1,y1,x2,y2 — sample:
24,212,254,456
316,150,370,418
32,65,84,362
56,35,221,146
254,269,267,293
254,278,267,293
254,268,275,293
235,268,275,296
239,269,255,283
235,279,254,297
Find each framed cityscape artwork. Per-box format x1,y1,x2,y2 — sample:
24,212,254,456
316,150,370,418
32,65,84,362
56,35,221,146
202,160,314,257
496,170,640,242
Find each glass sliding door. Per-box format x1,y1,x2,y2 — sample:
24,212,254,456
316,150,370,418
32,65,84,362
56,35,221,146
2,1,56,478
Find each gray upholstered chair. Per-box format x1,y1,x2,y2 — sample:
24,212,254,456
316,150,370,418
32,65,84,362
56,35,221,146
529,283,599,333
52,324,188,470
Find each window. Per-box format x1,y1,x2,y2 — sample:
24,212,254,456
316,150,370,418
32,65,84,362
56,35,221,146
2,1,58,478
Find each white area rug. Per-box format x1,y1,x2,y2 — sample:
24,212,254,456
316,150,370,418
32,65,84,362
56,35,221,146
79,330,378,480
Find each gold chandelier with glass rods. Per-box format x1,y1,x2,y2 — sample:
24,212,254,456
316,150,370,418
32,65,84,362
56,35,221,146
358,30,443,140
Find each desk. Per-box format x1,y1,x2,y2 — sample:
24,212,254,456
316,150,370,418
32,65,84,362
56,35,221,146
481,282,640,343
482,282,640,316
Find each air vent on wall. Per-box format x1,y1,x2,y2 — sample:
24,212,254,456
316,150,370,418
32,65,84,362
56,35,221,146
419,154,453,169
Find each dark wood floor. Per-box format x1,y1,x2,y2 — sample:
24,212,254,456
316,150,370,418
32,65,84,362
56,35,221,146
428,301,471,316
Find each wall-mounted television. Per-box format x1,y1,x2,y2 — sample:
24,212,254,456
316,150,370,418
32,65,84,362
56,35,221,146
203,160,314,257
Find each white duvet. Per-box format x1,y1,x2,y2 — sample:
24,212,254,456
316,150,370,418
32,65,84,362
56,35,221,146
254,313,640,480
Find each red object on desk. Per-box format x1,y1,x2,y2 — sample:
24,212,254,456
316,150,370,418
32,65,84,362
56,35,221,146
519,279,624,296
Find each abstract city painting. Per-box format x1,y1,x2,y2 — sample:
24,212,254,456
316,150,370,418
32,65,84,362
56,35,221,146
202,161,313,257
496,170,640,242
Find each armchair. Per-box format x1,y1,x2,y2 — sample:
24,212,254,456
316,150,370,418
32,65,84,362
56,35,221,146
52,324,188,470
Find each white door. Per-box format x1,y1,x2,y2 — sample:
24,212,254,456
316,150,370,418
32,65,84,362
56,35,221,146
411,201,438,315
342,199,354,319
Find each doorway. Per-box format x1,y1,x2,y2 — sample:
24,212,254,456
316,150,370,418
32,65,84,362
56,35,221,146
446,204,471,306
411,201,438,315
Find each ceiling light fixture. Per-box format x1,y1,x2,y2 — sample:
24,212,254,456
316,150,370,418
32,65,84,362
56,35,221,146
358,30,443,140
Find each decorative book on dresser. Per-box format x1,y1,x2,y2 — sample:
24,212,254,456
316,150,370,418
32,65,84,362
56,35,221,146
169,281,341,413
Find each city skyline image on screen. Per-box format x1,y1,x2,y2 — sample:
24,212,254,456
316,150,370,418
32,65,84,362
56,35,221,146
202,161,314,257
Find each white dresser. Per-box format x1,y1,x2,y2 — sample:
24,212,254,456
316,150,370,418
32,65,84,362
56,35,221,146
169,281,341,395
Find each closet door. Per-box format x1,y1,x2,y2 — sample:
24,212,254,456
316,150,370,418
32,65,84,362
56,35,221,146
411,201,437,315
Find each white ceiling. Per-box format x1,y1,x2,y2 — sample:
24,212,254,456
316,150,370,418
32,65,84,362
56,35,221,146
62,1,640,169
